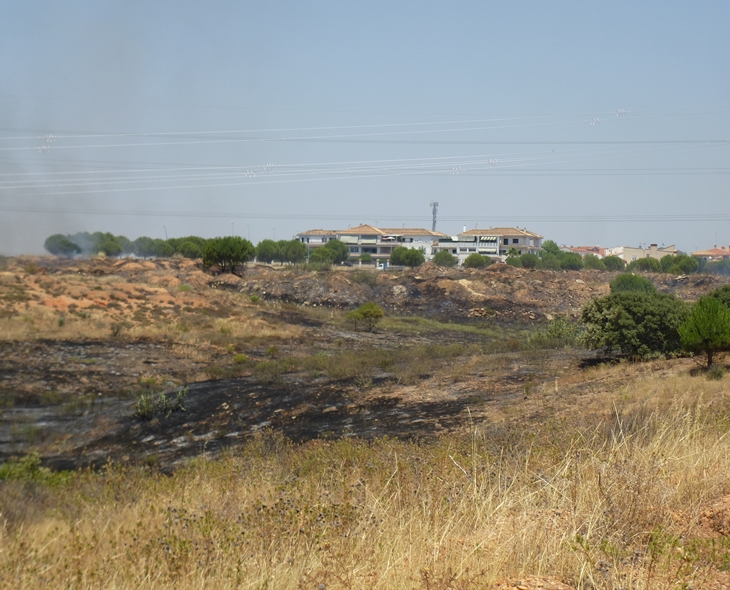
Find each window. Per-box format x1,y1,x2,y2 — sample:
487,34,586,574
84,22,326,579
348,246,360,253
512,238,519,244
503,238,509,245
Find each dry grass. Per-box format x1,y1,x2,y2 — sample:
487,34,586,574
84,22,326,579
2,373,730,589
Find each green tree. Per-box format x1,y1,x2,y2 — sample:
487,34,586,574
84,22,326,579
256,239,279,263
707,284,730,308
280,239,307,263
506,256,522,268
390,246,425,267
583,254,606,270
674,254,699,274
152,239,174,258
520,253,539,269
202,236,255,273
541,240,561,257
432,250,458,267
359,253,374,264
309,248,335,265
627,257,661,273
116,235,134,255
560,252,584,270
538,253,561,270
133,236,157,259
44,234,81,257
581,292,689,358
602,255,625,271
463,253,490,269
705,259,730,276
178,240,202,259
323,239,350,264
610,273,656,294
347,302,384,332
679,297,730,367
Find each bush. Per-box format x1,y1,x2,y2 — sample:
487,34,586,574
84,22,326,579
660,254,699,275
347,302,384,332
463,253,490,269
581,292,689,358
520,253,539,269
133,236,157,259
541,240,561,256
528,318,583,349
538,253,561,270
705,259,730,276
583,254,606,270
432,250,457,267
560,252,584,270
506,256,522,268
309,248,335,265
390,247,425,267
707,284,730,308
349,270,378,287
602,255,625,271
610,274,656,294
627,257,661,273
359,253,374,263
679,296,730,367
202,236,255,272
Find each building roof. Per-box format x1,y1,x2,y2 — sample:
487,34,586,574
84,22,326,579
379,227,448,238
563,246,607,258
337,224,386,235
691,246,730,258
295,229,339,236
459,227,543,239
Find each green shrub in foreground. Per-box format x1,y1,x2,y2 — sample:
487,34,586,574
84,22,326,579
610,273,656,294
581,292,689,358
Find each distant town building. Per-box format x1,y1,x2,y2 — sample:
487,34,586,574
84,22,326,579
435,227,543,264
605,244,677,263
295,224,446,261
691,245,730,261
560,246,607,259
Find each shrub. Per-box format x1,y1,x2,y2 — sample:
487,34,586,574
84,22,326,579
538,253,561,270
202,236,255,272
602,255,625,271
279,239,307,263
309,248,335,265
706,284,730,308
583,254,606,270
359,253,374,263
520,253,539,269
610,273,656,294
679,296,730,368
627,257,662,273
463,253,490,269
133,236,157,259
528,318,583,349
347,302,384,332
541,240,561,256
178,283,193,293
390,247,425,267
560,252,584,270
506,256,522,268
233,354,249,365
705,259,730,276
349,270,378,287
432,250,457,267
581,292,689,358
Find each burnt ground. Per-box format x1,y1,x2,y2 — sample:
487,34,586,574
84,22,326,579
1,255,727,471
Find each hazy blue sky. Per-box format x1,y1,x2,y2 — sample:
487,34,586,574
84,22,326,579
1,1,729,254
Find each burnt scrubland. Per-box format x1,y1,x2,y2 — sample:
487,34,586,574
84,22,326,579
1,255,730,589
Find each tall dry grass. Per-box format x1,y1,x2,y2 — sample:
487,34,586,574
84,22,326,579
1,383,729,589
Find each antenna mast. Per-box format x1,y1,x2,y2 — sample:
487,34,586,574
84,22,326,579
430,201,439,232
